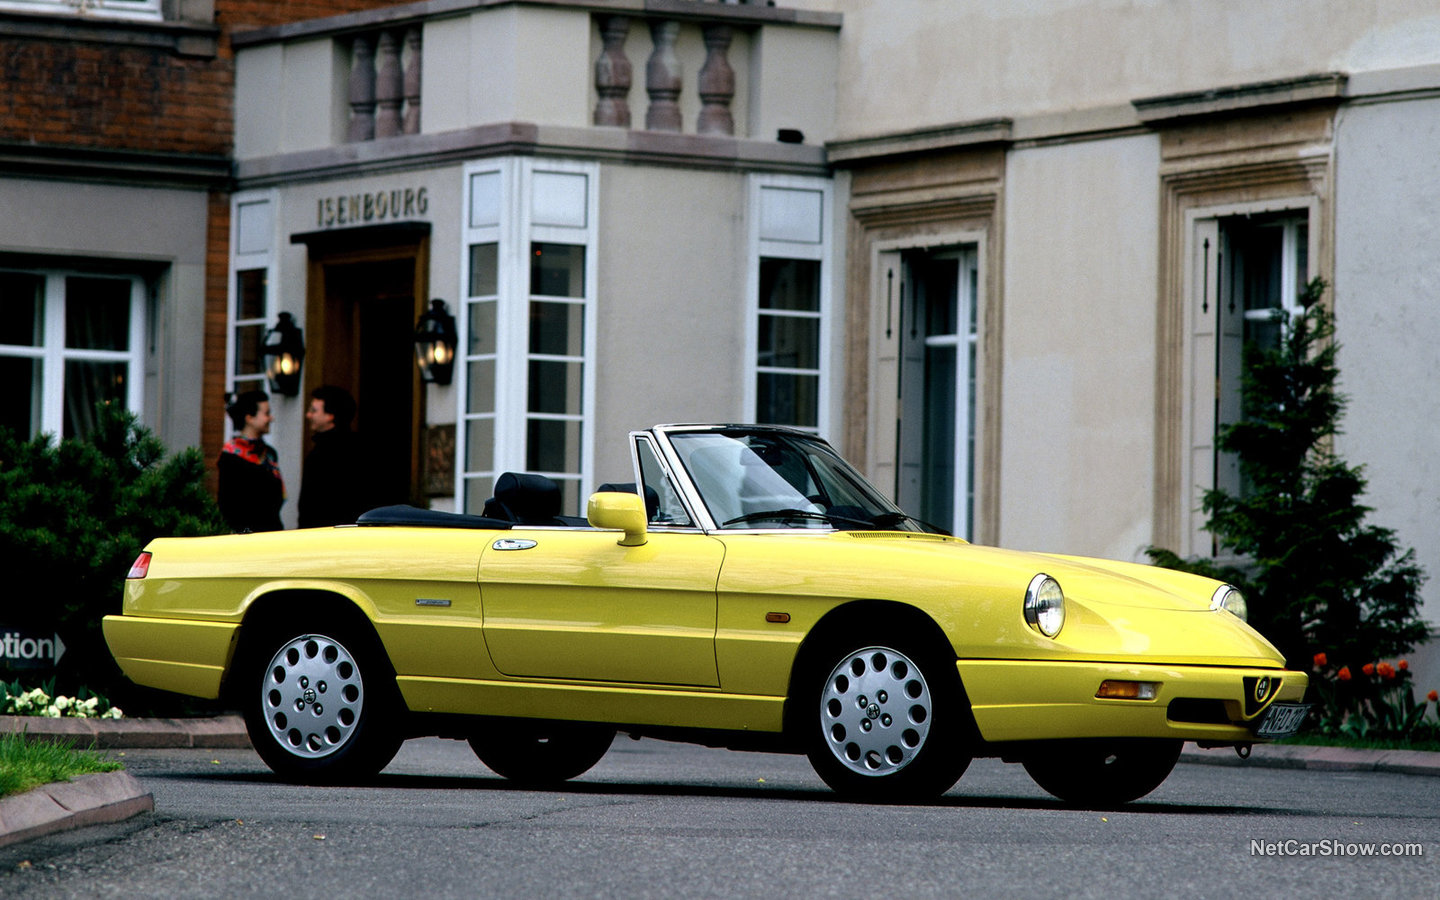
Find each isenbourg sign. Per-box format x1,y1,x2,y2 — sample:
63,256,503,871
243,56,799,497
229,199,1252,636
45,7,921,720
0,627,67,671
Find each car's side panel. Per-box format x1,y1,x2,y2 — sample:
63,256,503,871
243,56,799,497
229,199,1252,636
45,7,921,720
479,530,726,687
957,659,1309,742
396,676,785,732
102,615,239,698
113,528,497,686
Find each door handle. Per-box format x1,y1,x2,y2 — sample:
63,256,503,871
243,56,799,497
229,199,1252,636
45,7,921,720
492,539,537,551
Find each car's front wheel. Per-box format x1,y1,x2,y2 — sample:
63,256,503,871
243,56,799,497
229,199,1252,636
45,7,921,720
469,720,615,785
1022,738,1183,806
242,625,403,783
804,639,973,802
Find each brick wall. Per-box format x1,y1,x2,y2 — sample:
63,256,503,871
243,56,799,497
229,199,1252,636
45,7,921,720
0,0,405,155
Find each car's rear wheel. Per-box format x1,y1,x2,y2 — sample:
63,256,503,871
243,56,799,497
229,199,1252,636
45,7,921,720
242,624,403,783
469,720,615,785
804,638,972,802
1022,738,1183,806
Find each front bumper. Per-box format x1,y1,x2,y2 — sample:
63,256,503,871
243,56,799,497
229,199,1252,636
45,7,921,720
956,659,1308,743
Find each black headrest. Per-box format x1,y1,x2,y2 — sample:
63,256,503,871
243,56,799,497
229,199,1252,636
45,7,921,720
483,472,562,525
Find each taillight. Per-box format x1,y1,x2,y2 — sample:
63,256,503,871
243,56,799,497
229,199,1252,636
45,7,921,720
127,552,152,580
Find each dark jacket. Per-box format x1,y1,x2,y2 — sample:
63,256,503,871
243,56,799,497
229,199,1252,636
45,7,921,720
298,428,368,528
217,437,285,533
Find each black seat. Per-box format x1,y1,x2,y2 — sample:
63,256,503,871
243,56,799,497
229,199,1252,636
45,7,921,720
482,472,564,525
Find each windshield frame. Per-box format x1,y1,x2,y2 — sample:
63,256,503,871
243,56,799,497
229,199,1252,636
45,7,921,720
644,425,932,534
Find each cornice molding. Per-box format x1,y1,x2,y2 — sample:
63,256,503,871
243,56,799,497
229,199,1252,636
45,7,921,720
1134,73,1347,125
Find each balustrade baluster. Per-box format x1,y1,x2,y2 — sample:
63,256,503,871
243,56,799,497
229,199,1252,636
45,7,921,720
697,24,735,136
645,20,682,132
403,27,422,135
375,31,403,138
593,16,632,128
347,34,377,142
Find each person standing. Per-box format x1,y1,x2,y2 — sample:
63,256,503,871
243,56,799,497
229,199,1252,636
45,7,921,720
298,384,367,528
217,390,285,533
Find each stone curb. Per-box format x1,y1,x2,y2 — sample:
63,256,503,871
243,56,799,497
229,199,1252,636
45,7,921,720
0,771,153,849
0,716,247,849
0,715,251,750
1181,742,1440,777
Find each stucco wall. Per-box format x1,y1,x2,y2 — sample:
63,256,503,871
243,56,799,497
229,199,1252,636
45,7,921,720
998,134,1161,560
821,0,1440,138
591,164,749,484
1333,94,1440,635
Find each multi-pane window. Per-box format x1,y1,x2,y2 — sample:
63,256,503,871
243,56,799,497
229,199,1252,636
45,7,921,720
0,269,145,439
748,176,831,434
1187,209,1310,554
228,195,276,401
460,160,597,516
0,0,161,20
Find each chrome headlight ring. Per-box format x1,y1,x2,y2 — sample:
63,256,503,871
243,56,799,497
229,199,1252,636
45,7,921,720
1210,584,1248,622
1024,573,1066,638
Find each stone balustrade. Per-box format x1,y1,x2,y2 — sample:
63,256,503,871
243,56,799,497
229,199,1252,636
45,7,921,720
591,13,739,136
346,26,423,143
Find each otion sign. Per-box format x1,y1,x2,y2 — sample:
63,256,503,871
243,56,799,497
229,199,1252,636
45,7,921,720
0,626,68,671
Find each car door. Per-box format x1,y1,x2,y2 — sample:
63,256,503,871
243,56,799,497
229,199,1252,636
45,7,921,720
478,528,725,687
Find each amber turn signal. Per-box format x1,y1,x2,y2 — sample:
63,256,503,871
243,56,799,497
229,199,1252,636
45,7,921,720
765,612,791,623
1096,680,1158,700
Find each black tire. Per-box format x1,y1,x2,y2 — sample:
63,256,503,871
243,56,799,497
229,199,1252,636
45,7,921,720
241,623,403,784
1022,738,1183,806
469,720,615,785
803,637,973,802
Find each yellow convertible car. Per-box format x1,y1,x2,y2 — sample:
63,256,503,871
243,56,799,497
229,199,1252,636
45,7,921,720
104,424,1309,804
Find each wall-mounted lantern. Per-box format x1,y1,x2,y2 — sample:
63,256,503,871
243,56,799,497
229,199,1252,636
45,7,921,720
414,299,458,386
262,312,305,397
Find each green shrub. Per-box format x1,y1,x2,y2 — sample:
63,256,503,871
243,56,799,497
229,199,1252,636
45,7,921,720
0,402,226,711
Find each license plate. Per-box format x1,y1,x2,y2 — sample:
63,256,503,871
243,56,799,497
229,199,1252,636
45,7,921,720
1255,702,1311,738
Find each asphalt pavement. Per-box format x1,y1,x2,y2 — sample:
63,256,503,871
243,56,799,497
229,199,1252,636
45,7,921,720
1,714,1437,849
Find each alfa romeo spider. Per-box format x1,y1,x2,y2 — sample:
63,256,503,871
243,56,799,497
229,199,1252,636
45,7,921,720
103,424,1309,805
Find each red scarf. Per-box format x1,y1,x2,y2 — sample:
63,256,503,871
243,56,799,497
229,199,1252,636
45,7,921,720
222,436,286,497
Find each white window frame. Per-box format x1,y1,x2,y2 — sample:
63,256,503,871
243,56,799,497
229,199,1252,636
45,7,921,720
226,191,279,423
0,267,146,438
745,174,834,437
0,0,162,21
458,157,599,515
1181,198,1317,557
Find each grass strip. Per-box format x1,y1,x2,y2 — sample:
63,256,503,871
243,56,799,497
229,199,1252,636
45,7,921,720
0,731,123,799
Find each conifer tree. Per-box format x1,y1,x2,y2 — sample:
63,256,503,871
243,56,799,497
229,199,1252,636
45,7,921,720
1148,279,1428,694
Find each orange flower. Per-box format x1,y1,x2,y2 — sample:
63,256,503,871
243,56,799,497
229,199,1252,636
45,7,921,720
1338,667,1352,682
1429,690,1438,703
1362,663,1376,676
1377,662,1396,680
1398,659,1409,671
1313,652,1328,668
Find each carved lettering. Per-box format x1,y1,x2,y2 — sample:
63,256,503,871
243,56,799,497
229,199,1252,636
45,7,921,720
312,185,431,229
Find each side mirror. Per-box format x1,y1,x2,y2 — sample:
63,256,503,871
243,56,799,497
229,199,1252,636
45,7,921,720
587,491,648,546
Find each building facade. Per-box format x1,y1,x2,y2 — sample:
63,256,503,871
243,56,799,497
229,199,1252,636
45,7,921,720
4,0,1438,675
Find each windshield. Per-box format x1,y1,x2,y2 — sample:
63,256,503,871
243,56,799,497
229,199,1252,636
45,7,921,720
667,430,934,532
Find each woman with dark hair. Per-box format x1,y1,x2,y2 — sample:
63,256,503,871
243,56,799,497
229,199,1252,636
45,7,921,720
218,390,285,533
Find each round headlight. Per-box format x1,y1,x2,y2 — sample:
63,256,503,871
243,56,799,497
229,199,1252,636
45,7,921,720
1210,584,1248,622
1024,573,1066,638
